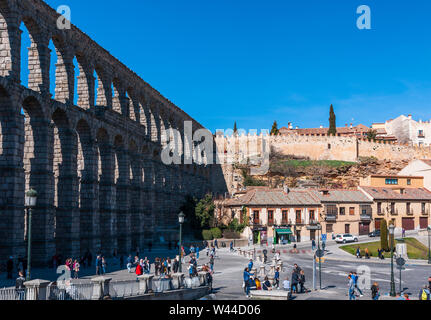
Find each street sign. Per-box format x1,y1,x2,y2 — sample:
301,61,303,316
396,265,405,270
307,225,322,230
321,234,327,241
316,257,325,263
316,249,325,258
396,257,406,266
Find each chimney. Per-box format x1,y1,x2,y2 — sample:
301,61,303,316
350,123,353,129
345,124,348,127
288,122,293,130
320,125,323,129
295,126,299,129
408,114,412,120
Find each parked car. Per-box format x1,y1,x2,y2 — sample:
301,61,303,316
335,234,359,244
368,229,381,237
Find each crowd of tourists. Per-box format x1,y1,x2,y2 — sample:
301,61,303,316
242,259,307,299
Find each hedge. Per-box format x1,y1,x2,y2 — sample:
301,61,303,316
202,229,213,240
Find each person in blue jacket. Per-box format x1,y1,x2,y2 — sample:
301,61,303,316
243,267,254,297
248,259,253,271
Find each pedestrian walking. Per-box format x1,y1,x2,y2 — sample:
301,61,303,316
356,247,361,259
291,269,299,294
209,255,215,273
214,239,218,249
274,267,280,289
15,271,26,300
364,248,370,259
95,255,101,275
402,228,406,238
299,270,306,293
348,275,356,300
371,282,380,300
196,248,200,260
127,254,133,273
101,256,107,274
230,241,234,252
73,259,80,279
311,239,316,251
353,272,364,297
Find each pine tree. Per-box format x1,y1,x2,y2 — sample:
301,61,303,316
233,122,238,134
328,104,337,136
270,121,279,136
380,219,389,251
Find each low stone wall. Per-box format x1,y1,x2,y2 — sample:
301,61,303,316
124,286,210,300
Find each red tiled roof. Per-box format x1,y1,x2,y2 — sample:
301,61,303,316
360,186,431,201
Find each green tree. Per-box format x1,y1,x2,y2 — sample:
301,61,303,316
366,129,377,141
380,219,389,251
270,121,279,136
195,194,215,229
328,104,337,136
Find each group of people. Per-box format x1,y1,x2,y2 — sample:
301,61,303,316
347,271,365,300
355,247,371,259
243,260,306,298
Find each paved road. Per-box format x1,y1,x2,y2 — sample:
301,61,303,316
206,245,430,300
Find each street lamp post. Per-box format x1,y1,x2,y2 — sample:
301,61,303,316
427,226,431,265
178,211,185,273
317,223,322,290
25,188,37,281
389,224,396,297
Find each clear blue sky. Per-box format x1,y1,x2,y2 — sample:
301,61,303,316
38,0,431,132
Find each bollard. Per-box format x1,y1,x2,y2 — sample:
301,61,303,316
259,265,266,278
138,274,154,294
171,273,185,289
197,272,207,286
91,276,112,300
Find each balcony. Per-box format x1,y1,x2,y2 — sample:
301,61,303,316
267,220,274,226
360,214,372,221
325,214,337,222
281,219,289,225
289,219,305,225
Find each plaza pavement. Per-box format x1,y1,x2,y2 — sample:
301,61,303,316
1,231,429,300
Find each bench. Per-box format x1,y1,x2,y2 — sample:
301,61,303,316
249,289,290,300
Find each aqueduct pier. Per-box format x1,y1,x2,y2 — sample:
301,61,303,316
0,0,227,265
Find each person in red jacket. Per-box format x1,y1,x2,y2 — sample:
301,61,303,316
135,262,143,276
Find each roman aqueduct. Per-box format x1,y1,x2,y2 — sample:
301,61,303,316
0,0,227,265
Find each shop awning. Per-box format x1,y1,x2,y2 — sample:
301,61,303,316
275,228,292,235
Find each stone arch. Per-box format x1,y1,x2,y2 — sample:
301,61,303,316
127,88,139,123
19,16,47,92
52,107,79,258
112,77,127,115
51,33,73,103
94,64,110,107
74,52,94,109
